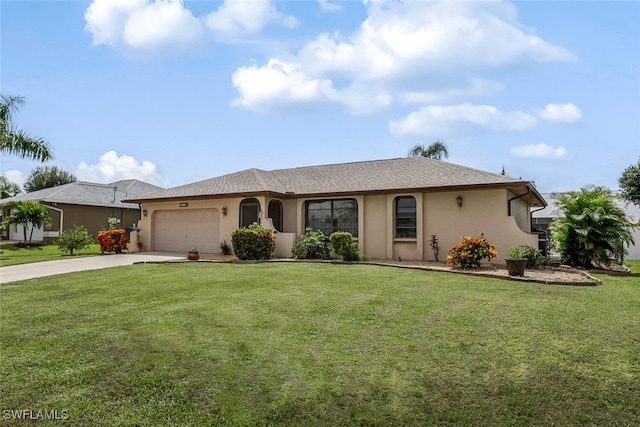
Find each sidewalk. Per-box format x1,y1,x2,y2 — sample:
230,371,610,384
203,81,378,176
0,252,185,284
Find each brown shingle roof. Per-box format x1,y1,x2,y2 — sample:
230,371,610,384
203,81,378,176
126,157,545,206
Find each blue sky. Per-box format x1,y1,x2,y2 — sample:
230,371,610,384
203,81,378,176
2,0,639,193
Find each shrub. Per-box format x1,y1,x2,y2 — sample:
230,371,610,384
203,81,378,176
292,228,331,259
97,228,129,254
446,234,498,268
549,186,635,267
330,231,361,261
57,225,94,255
507,245,545,269
231,223,276,260
220,240,232,255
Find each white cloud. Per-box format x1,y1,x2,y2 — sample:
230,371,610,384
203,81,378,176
232,0,575,113
76,151,164,185
511,143,568,159
84,0,295,51
85,0,203,50
205,0,298,36
231,58,392,113
537,102,582,122
3,170,25,188
318,0,342,12
389,104,538,137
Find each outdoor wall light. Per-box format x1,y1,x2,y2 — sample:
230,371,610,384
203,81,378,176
222,206,228,216
142,209,147,217
456,195,463,209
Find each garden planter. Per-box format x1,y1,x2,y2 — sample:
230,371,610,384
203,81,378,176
505,258,527,276
187,250,200,261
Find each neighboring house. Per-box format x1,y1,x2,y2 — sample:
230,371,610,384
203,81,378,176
125,157,546,261
1,180,163,242
532,193,640,261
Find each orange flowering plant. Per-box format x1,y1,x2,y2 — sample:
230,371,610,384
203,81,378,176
97,229,129,254
446,233,497,268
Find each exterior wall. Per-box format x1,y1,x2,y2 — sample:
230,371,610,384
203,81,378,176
363,195,387,259
139,188,539,262
424,189,537,263
2,203,140,242
139,198,240,253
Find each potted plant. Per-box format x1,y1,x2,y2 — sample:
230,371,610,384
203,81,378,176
506,246,528,276
187,247,200,261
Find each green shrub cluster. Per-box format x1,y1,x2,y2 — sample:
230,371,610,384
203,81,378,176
330,231,361,261
292,228,331,259
507,245,545,269
231,223,275,260
446,234,498,268
57,225,95,255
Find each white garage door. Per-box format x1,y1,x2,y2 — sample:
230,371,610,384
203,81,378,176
154,209,219,253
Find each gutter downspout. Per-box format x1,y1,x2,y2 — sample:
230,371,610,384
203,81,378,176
43,204,64,237
508,186,531,217
530,206,546,231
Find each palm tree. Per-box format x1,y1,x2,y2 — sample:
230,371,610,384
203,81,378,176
408,141,449,160
1,200,52,245
1,95,53,162
549,186,635,267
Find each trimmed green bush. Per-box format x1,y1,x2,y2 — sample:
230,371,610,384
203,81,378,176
231,223,275,260
57,225,95,255
330,231,361,261
292,228,330,259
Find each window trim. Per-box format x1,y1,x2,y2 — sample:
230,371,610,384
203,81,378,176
395,196,417,239
304,198,358,237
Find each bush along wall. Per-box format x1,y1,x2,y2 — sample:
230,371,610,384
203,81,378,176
231,223,276,260
330,231,361,261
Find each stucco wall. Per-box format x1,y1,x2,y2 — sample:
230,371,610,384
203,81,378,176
424,190,537,262
139,188,538,261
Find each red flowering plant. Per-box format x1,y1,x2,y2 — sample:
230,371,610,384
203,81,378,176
97,229,129,254
231,222,275,260
446,233,497,268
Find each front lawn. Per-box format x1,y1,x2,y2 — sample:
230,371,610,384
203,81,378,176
1,263,638,425
0,242,101,267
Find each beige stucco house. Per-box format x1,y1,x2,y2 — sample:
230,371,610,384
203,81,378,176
125,157,546,261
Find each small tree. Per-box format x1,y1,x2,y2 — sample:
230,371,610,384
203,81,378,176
24,166,77,193
549,186,635,267
1,200,51,245
57,225,94,255
618,159,640,207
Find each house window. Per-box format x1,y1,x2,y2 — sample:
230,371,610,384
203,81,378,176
268,200,283,232
305,199,358,237
240,198,260,228
395,196,416,238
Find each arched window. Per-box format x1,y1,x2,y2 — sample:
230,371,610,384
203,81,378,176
239,198,260,228
395,196,416,238
268,200,283,232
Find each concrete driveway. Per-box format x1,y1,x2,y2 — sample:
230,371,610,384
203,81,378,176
0,252,185,284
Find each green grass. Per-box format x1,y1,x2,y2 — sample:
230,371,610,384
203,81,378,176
1,262,639,426
0,242,101,266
